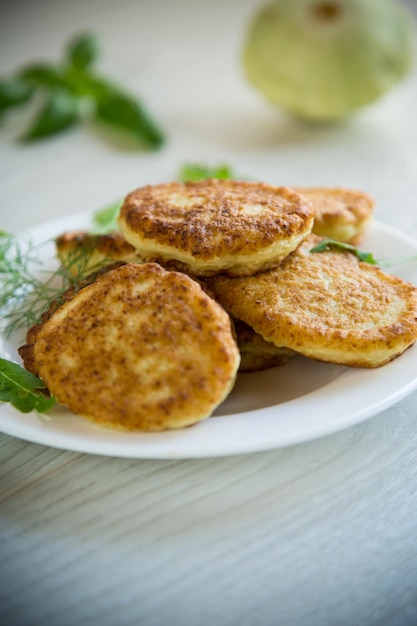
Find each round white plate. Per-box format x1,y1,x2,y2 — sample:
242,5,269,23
2,213,417,458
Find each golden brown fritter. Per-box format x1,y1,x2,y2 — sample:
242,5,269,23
30,263,240,431
295,187,374,244
208,235,417,368
19,262,127,376
118,179,314,276
233,319,295,372
55,231,139,277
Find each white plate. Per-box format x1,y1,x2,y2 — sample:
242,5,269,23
2,213,417,458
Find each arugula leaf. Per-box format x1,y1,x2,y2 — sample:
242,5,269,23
21,90,79,141
92,200,122,233
0,357,55,413
178,163,236,182
66,33,98,70
95,92,165,149
310,239,379,264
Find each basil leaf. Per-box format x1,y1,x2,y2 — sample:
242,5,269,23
21,90,79,141
92,200,122,233
95,93,165,149
179,163,235,182
0,77,33,114
19,64,65,89
0,357,55,413
310,239,378,264
66,33,98,70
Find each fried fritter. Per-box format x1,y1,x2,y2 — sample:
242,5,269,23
55,231,139,277
295,187,374,244
19,262,127,376
233,319,295,372
118,179,314,277
29,263,240,431
208,235,417,368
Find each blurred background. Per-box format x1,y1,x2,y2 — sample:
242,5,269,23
0,0,416,232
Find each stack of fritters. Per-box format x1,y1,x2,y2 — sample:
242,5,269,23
20,179,417,431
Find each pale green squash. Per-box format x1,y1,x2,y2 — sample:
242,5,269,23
243,0,415,120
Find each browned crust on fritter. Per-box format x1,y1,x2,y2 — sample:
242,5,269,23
208,235,417,368
118,179,314,276
295,187,374,244
233,319,295,372
18,262,128,376
31,263,240,431
55,231,139,276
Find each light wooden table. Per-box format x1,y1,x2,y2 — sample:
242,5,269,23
1,1,417,625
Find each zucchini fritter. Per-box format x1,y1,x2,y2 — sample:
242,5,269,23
28,263,240,431
118,179,314,277
55,231,139,277
296,187,374,244
233,319,295,372
209,235,417,368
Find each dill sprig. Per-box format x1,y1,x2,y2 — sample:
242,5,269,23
0,230,105,338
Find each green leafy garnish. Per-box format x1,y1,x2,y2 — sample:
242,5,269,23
22,90,79,141
95,92,165,149
0,357,55,413
377,254,417,268
92,200,122,233
0,230,108,337
0,77,34,115
66,33,98,70
0,32,165,149
178,162,237,182
310,238,417,267
310,239,379,264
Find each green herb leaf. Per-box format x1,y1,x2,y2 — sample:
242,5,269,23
0,230,106,338
0,77,33,114
377,254,417,267
92,200,122,233
178,163,236,182
21,90,79,141
310,239,378,264
66,33,99,70
95,92,165,149
0,357,55,413
1,32,165,151
19,64,65,89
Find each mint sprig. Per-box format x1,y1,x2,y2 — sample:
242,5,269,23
0,357,55,413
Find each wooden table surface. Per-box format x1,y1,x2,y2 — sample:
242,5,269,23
1,1,417,625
